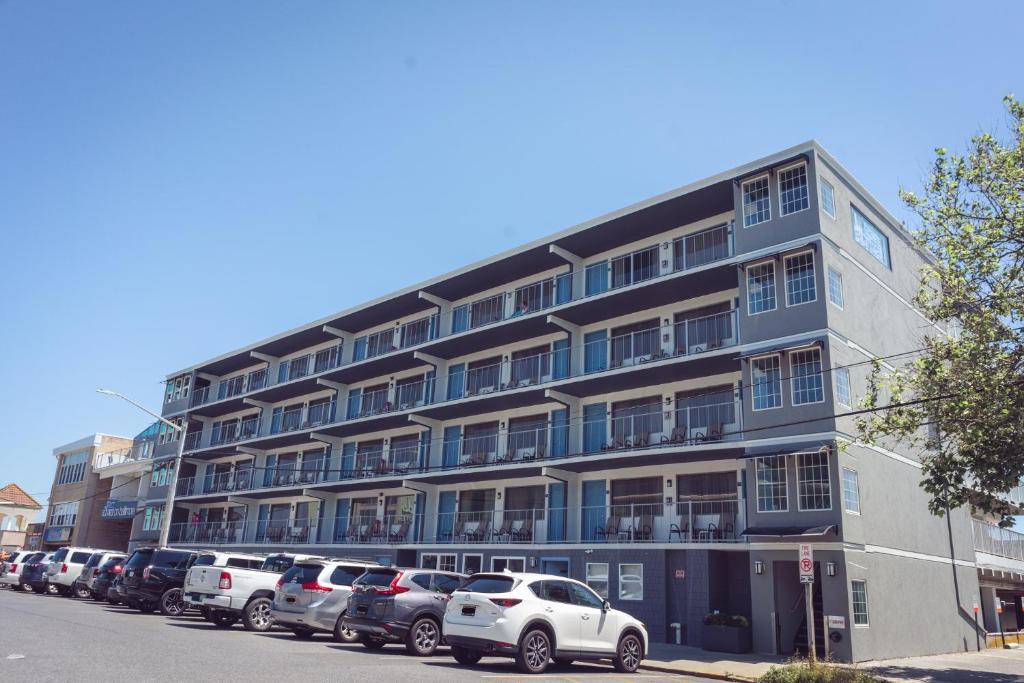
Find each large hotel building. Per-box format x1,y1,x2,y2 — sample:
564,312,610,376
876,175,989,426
138,141,1024,661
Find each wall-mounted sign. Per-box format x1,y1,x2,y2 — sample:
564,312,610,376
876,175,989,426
675,569,686,579
827,615,846,630
42,526,72,543
101,500,138,520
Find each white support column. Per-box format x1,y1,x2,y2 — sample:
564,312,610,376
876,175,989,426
403,481,437,542
545,389,582,455
310,433,346,476
192,415,215,448
409,416,442,468
250,351,279,382
549,245,584,300
981,584,1001,632
413,351,448,399
419,292,452,337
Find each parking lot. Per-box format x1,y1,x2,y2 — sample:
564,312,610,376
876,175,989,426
0,589,702,682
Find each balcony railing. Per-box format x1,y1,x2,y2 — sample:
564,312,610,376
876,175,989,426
334,514,421,544
184,431,202,450
180,229,734,413
436,508,552,544
211,416,261,445
255,517,318,545
168,520,246,545
973,519,1024,562
581,500,740,543
93,443,153,469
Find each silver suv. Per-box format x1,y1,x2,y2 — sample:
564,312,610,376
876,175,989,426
271,559,376,642
345,567,466,656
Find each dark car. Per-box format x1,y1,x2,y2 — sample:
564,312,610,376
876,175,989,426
118,547,197,616
106,573,123,604
345,567,465,656
19,553,54,593
90,557,125,601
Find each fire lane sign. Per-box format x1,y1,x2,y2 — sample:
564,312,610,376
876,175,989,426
799,543,814,582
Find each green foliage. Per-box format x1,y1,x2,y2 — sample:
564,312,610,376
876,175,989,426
759,662,883,683
857,95,1024,525
703,612,750,627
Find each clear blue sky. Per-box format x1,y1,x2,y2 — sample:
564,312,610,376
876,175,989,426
1,1,1021,510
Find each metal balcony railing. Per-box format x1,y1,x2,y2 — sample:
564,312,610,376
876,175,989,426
255,517,318,545
93,443,153,469
581,500,741,543
333,514,421,544
973,519,1024,562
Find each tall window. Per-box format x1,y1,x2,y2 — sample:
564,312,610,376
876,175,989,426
820,178,836,218
747,263,777,315
618,563,643,600
143,505,164,531
851,207,891,268
851,580,869,626
835,367,852,407
756,455,788,512
57,451,88,485
842,468,861,514
797,450,832,510
586,562,609,598
827,267,844,308
751,356,782,410
785,252,817,306
49,502,79,527
742,176,771,227
791,349,824,405
779,164,809,215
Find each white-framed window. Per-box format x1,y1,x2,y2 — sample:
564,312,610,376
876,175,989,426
751,355,782,410
491,556,526,572
790,349,824,405
778,164,809,216
420,553,457,572
462,554,483,575
586,562,610,598
835,367,852,407
48,501,79,527
618,563,643,600
797,450,832,511
742,176,771,227
820,178,836,218
851,207,891,269
756,455,788,512
142,505,164,531
172,377,183,401
164,381,174,403
57,451,88,486
827,268,844,309
784,252,817,306
842,468,861,514
747,262,777,315
851,580,869,626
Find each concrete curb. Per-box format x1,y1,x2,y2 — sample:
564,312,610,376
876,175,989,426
639,662,757,681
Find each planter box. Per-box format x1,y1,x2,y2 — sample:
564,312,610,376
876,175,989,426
702,624,752,654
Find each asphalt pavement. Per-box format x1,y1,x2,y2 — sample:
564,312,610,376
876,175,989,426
0,587,705,682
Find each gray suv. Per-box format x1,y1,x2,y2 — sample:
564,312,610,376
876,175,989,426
345,567,465,656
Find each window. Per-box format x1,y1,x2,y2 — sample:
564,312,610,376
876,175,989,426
785,252,817,306
434,574,462,594
48,501,79,527
797,450,832,511
142,505,165,531
586,563,609,599
751,356,782,410
456,575,515,593
820,178,836,218
420,553,457,572
410,574,432,590
57,451,88,486
533,580,573,604
756,455,788,512
842,468,861,514
151,461,174,487
491,556,525,572
778,164,809,215
791,349,824,405
827,268,844,308
462,554,482,575
742,176,771,227
851,207,891,268
618,563,643,600
747,263,777,315
329,565,366,586
610,477,663,516
851,580,869,626
835,367,852,407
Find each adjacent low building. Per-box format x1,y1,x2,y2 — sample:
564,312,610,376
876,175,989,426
0,483,42,551
152,141,1019,660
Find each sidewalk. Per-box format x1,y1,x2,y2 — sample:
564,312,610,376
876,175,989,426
640,643,784,681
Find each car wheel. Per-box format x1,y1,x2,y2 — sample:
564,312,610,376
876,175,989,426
74,584,92,600
515,628,552,674
360,634,388,650
451,645,483,665
242,598,274,632
199,607,211,621
138,600,156,613
613,633,643,673
292,627,315,639
92,591,105,602
107,597,121,605
45,583,61,596
333,615,359,643
159,588,186,617
210,611,240,628
406,617,441,656
21,582,35,593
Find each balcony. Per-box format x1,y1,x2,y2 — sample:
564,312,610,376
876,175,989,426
580,500,740,543
93,443,153,470
169,520,246,545
178,224,735,418
334,514,421,544
254,518,318,545
974,519,1024,563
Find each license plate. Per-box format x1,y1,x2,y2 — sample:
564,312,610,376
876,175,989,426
286,597,295,603
461,606,476,616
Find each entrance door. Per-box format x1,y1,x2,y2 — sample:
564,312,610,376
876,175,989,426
772,560,823,657
540,558,569,577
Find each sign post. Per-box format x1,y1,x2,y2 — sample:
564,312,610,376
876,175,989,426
799,544,816,664
972,599,981,651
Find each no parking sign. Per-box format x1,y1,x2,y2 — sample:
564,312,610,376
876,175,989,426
799,543,814,583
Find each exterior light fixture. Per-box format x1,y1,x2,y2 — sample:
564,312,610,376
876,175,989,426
826,562,837,577
754,560,764,575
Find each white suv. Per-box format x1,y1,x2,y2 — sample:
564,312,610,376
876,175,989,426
443,572,647,674
46,547,112,596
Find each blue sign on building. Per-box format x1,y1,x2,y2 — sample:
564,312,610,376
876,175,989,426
101,499,138,520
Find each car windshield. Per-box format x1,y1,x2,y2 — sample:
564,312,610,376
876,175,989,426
261,556,295,573
281,564,322,585
329,565,365,587
192,555,217,567
354,569,398,587
455,575,515,593
51,548,69,562
124,550,154,570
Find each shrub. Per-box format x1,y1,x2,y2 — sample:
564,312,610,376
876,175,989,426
703,612,750,627
758,661,883,683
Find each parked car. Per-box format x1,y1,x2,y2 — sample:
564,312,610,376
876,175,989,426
0,551,39,590
46,546,107,596
90,556,126,601
73,551,126,599
106,572,123,605
182,550,265,626
442,572,648,674
19,553,55,593
345,566,465,656
183,552,324,632
118,547,197,615
270,559,376,642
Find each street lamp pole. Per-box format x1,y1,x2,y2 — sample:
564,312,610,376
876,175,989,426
97,388,186,547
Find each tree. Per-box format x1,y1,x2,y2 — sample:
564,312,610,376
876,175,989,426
857,95,1024,525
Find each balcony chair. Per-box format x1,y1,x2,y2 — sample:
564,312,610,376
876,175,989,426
494,517,515,542
290,526,309,544
495,449,515,464
632,432,651,448
338,522,360,543
465,519,491,543
527,442,546,460
513,519,533,543
632,514,654,542
461,451,487,467
369,519,386,543
669,519,689,541
594,515,622,542
388,519,411,543
441,519,464,543
661,426,688,444
603,436,627,451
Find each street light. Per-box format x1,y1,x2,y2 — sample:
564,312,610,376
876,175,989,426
97,388,186,547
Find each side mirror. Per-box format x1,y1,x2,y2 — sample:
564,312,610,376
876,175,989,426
602,600,611,612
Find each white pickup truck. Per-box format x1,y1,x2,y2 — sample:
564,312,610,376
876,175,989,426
184,551,324,631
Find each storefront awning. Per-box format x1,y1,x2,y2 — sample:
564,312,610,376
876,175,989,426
740,441,834,460
742,524,838,539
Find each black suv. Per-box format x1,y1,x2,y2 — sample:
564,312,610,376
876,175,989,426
118,547,197,616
